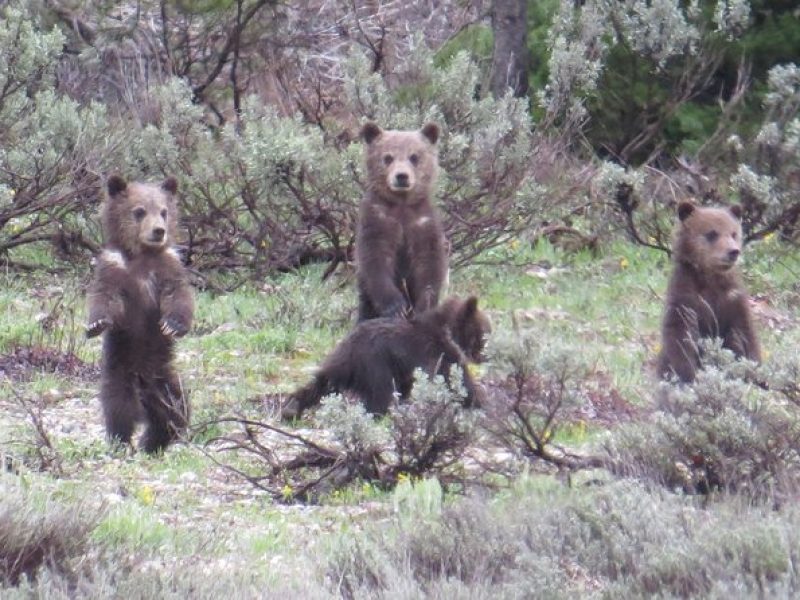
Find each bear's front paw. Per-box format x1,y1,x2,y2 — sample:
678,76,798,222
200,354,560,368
160,317,189,338
85,318,112,338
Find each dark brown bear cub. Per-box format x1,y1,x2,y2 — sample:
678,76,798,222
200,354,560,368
658,201,760,382
356,122,449,321
86,175,194,454
282,296,491,420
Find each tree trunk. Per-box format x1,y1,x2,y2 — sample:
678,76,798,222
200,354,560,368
489,0,529,98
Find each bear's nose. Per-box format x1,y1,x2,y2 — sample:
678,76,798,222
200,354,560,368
152,228,165,241
727,249,740,262
394,172,410,188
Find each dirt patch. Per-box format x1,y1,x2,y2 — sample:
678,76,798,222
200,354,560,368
0,346,97,382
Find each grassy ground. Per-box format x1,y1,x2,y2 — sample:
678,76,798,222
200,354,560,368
1,237,799,597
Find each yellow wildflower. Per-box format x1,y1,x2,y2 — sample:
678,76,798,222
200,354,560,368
281,484,293,500
137,485,156,506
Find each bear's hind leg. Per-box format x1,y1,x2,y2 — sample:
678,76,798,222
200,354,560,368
139,373,188,454
100,369,140,448
356,364,397,415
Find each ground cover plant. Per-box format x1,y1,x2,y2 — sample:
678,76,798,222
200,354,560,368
2,235,800,597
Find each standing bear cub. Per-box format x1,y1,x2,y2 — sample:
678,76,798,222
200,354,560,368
356,122,449,321
281,296,491,420
658,200,761,382
86,175,194,454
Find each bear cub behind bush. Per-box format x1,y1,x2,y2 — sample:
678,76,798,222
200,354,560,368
356,122,449,321
86,175,194,453
282,296,491,420
658,200,761,382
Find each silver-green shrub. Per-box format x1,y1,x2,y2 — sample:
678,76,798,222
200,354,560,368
0,2,123,263
608,340,800,499
727,63,800,240
123,42,538,278
127,79,360,276
327,476,800,598
344,43,539,264
483,326,593,469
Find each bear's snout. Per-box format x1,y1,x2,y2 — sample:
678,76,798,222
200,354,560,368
727,248,740,263
140,217,168,247
151,227,166,242
393,172,411,189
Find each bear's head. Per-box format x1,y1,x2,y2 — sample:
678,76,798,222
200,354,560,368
674,200,743,273
360,122,440,200
101,175,179,256
443,295,492,363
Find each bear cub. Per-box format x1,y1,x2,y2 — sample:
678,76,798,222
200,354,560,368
356,121,449,321
86,175,194,453
282,296,491,420
658,200,760,382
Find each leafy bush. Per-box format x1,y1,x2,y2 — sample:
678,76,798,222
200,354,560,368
726,63,800,241
0,2,120,266
123,44,540,281
482,326,598,471
607,340,800,500
1,2,540,277
126,80,360,278
539,0,751,163
204,369,477,502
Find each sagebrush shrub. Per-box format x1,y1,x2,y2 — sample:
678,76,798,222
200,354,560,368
0,2,121,263
607,340,800,499
327,476,800,598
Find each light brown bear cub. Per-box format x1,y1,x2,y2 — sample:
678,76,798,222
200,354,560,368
658,201,760,382
282,296,491,420
86,175,194,453
356,122,449,321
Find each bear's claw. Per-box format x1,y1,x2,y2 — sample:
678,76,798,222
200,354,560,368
86,318,111,338
380,299,410,320
160,318,188,338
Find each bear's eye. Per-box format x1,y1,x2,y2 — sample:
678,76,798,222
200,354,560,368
409,154,419,166
704,230,719,243
383,154,393,166
160,209,168,219
132,208,146,222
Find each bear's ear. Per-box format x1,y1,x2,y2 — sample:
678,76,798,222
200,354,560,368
420,122,440,145
728,204,742,219
107,175,127,197
161,176,178,195
677,201,696,222
462,296,479,319
360,122,383,145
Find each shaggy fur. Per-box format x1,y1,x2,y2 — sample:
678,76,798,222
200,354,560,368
658,201,761,382
356,122,449,321
86,175,194,453
282,296,491,419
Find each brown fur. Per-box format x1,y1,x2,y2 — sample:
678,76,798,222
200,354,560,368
282,296,491,420
86,175,194,453
658,201,761,382
356,122,449,321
